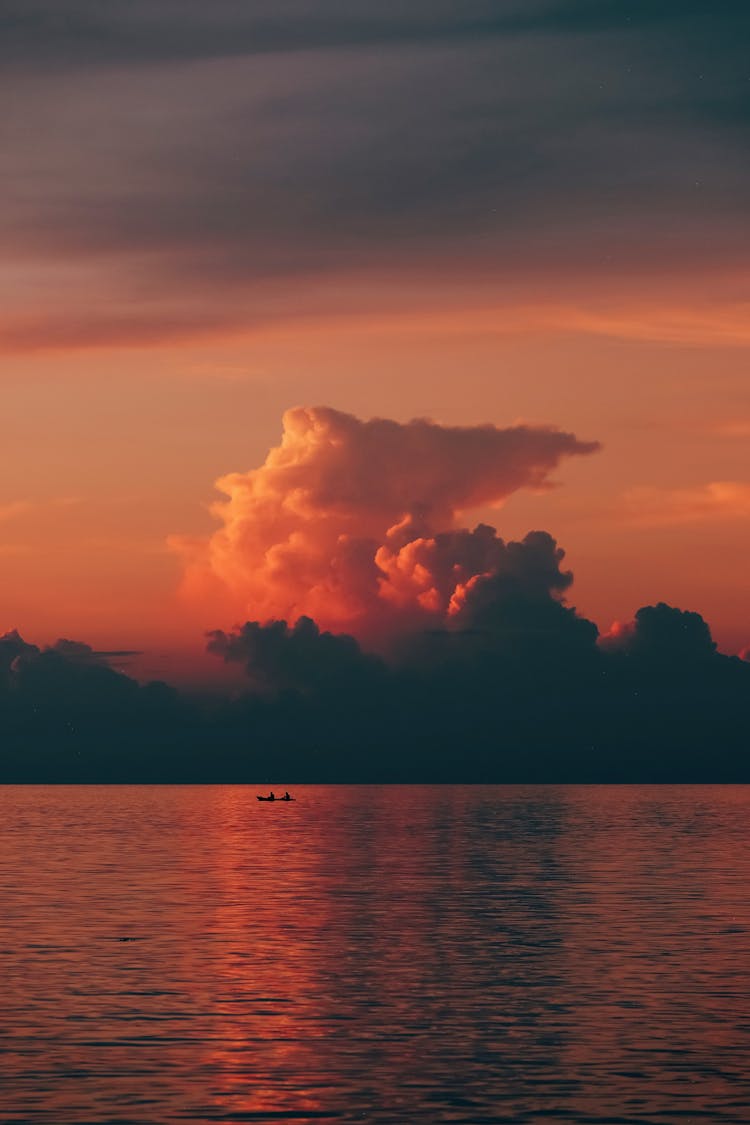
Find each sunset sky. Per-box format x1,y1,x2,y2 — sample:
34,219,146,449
2,1,749,683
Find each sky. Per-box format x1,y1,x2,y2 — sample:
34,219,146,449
2,0,749,685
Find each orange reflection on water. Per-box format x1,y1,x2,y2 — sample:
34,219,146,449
3,785,750,1123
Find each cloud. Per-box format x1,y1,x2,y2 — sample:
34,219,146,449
185,401,749,779
0,629,39,676
712,420,750,438
200,594,750,782
0,309,235,355
447,531,598,650
4,2,749,91
600,602,716,661
0,1,543,68
0,501,32,522
557,302,750,348
7,642,139,712
2,2,749,352
1,582,749,781
0,629,197,780
624,481,750,525
376,526,584,635
6,2,745,71
207,615,384,698
0,633,145,704
47,638,143,669
177,405,599,639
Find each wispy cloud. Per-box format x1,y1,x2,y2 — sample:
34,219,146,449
0,501,32,523
710,420,750,438
4,291,750,357
2,3,748,353
624,481,750,526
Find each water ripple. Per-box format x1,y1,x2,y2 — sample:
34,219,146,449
1,784,750,1123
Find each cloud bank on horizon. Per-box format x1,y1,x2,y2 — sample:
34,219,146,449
3,407,749,780
2,595,749,783
177,405,599,641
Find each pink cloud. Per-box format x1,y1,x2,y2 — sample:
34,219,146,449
624,481,750,526
176,405,599,640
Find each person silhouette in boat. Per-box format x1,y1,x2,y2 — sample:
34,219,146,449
282,791,291,801
268,791,275,801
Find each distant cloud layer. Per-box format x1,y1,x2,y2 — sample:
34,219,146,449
178,405,598,639
2,600,748,784
624,481,750,525
2,1,748,349
203,596,750,783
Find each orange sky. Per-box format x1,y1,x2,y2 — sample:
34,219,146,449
2,281,749,682
3,5,749,683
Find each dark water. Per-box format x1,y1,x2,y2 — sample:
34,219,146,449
1,786,750,1124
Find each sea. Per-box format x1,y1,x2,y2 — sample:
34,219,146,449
1,784,749,1124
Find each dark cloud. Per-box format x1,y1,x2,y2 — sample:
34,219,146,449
603,601,717,662
207,615,384,697
0,633,149,713
8,643,139,712
0,629,39,674
2,2,747,70
382,531,601,707
0,631,195,780
446,531,600,661
3,1,748,348
47,638,142,665
196,592,750,783
1,587,749,782
167,406,747,780
449,531,574,619
1,1,531,67
11,38,746,259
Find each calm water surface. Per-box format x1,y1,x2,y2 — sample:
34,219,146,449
1,785,749,1124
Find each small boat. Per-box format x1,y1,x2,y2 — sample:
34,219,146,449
256,795,295,802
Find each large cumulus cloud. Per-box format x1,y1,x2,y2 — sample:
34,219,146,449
178,405,599,639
